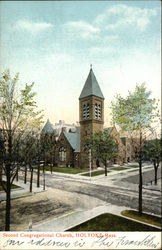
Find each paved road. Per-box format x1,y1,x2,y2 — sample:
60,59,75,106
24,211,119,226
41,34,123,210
16,165,161,217
44,169,161,216
32,166,161,231
121,168,161,185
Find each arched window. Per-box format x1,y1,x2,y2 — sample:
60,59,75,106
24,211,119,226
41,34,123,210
82,102,90,120
59,146,66,161
94,103,101,120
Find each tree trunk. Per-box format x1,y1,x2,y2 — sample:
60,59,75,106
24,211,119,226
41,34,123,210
43,171,45,191
50,165,53,174
154,164,158,185
52,153,55,167
0,164,2,187
104,161,107,176
16,166,18,182
43,151,45,173
5,129,12,231
37,164,40,188
138,131,143,215
16,146,19,182
5,164,11,231
139,161,142,214
0,147,3,185
29,165,33,193
24,164,27,184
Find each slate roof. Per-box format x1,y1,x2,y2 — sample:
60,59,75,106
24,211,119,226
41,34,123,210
41,119,55,134
63,127,80,153
41,119,76,138
79,68,104,99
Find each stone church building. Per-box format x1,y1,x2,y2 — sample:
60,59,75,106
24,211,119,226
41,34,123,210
42,67,134,168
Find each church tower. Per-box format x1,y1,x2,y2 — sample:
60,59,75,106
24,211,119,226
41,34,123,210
79,66,104,168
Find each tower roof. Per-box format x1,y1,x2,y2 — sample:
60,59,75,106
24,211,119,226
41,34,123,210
79,68,104,99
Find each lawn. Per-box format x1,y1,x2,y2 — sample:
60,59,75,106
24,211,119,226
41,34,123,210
127,165,139,168
34,166,89,174
121,210,161,228
67,213,160,231
111,166,128,171
81,170,108,177
0,181,20,191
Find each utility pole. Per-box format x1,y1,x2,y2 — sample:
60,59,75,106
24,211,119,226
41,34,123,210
89,149,91,180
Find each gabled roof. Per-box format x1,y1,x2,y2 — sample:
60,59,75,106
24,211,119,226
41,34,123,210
41,119,55,134
63,127,80,153
79,68,104,99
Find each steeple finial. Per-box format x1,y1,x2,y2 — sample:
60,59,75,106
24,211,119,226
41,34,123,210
90,64,92,70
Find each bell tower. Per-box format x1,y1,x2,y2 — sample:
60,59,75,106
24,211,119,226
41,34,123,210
79,66,104,168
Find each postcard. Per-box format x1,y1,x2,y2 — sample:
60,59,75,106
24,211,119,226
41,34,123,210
0,1,161,249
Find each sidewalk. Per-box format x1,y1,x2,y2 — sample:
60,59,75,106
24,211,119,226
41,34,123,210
32,204,130,231
0,179,45,201
46,162,154,183
32,203,161,232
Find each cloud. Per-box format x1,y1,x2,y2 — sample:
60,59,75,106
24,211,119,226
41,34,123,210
95,4,157,31
62,4,157,43
64,20,99,39
15,19,53,34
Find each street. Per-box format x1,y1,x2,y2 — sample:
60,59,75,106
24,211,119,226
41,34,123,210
44,164,161,216
1,163,161,231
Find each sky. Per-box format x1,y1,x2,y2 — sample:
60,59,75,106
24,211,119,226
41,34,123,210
0,0,161,127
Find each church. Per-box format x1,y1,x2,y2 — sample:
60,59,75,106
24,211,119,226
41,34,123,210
42,67,133,168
